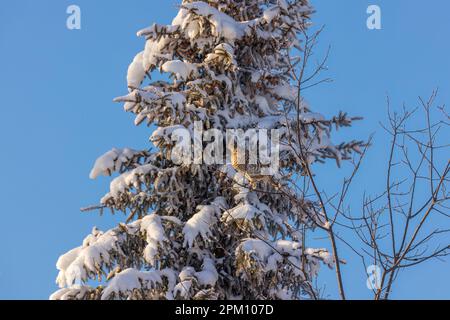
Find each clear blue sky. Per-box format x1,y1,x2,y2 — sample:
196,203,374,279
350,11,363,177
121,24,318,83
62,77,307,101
0,0,448,299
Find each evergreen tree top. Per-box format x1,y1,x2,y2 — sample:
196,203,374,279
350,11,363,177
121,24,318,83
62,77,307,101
52,0,364,301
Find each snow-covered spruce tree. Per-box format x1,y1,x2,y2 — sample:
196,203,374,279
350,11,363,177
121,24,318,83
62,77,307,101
52,0,362,300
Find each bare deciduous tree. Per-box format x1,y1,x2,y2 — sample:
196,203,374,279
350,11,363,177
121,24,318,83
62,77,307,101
270,25,449,300
345,91,450,300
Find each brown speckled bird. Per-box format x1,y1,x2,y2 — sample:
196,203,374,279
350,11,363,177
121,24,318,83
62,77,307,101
230,146,271,186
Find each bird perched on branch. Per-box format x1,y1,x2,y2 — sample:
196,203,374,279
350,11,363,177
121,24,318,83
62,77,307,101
230,145,273,187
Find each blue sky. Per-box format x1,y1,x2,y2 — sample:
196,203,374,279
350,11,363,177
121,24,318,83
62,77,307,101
0,0,448,299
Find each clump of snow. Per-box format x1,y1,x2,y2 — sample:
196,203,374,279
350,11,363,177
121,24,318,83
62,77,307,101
50,285,92,300
237,238,333,277
141,214,167,265
151,125,188,145
89,148,142,179
254,95,275,115
127,51,146,89
142,37,173,71
137,23,179,38
269,81,297,101
101,268,162,300
195,258,219,287
104,163,155,199
275,239,302,255
173,280,192,299
55,247,84,287
159,268,177,299
169,92,187,109
179,266,195,282
263,6,281,23
162,60,198,81
239,239,273,261
222,203,265,228
183,197,227,247
56,228,124,288
215,43,234,55
204,43,237,71
172,2,248,41
305,248,334,268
